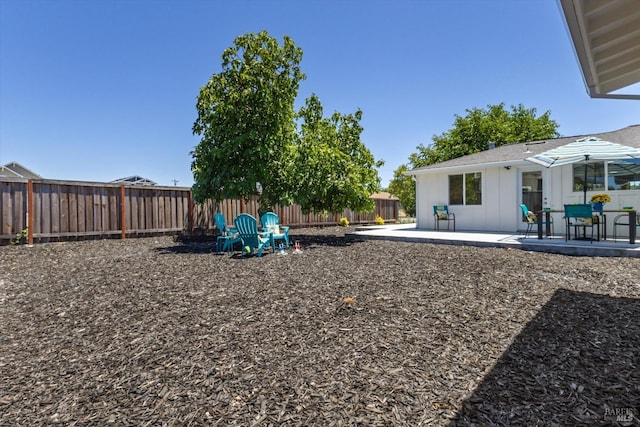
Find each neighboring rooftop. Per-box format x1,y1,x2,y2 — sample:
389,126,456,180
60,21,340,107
0,162,42,179
111,175,158,186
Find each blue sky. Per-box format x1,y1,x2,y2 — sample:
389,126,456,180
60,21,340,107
1,0,638,188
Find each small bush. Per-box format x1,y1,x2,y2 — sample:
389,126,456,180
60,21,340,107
338,217,349,227
375,215,385,225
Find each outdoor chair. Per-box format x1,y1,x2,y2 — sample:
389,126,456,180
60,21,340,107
613,210,640,241
433,205,455,231
215,212,241,253
520,204,553,238
234,213,273,257
564,204,596,243
260,212,290,249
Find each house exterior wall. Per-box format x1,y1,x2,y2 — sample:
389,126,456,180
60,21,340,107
417,163,640,237
416,166,519,232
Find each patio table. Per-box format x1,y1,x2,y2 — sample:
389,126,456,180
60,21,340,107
536,209,636,244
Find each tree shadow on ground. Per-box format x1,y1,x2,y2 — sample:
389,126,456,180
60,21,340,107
450,289,640,426
154,241,218,255
154,233,361,255
288,233,363,248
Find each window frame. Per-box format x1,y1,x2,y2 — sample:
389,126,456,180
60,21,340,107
449,172,482,206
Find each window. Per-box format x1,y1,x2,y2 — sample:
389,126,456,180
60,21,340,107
449,172,482,205
573,162,605,192
573,161,640,191
607,160,640,190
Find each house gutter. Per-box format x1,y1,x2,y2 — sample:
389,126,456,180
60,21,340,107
406,159,532,176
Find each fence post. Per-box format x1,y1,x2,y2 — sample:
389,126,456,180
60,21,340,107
120,185,126,239
27,179,34,244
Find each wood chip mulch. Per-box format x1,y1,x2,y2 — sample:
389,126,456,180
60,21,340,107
1,227,639,426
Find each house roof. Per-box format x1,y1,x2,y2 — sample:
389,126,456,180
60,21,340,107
111,175,157,186
370,191,399,200
559,0,640,99
0,162,42,179
408,124,640,175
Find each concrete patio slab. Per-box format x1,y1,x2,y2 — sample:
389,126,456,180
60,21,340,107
348,224,640,258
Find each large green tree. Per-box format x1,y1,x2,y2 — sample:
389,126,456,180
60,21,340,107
192,31,383,216
290,94,383,214
191,30,305,208
388,103,560,215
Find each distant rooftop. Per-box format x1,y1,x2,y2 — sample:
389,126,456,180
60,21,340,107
111,175,157,186
0,162,42,179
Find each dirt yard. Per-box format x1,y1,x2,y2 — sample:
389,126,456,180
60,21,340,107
1,227,639,425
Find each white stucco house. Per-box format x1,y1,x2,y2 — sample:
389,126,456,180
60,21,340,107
407,124,640,235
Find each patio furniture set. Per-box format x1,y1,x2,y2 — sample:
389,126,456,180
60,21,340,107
215,212,290,257
435,203,638,244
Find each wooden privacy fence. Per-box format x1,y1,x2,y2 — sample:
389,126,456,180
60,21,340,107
1,178,399,244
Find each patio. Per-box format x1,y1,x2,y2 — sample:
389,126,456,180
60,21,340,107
349,223,640,258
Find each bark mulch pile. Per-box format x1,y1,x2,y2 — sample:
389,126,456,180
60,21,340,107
1,227,639,426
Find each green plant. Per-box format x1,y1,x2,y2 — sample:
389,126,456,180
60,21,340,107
338,217,349,227
590,193,611,203
375,215,385,225
10,227,28,245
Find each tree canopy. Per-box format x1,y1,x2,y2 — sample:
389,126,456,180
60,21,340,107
388,103,560,216
191,31,382,215
191,30,305,208
291,94,383,214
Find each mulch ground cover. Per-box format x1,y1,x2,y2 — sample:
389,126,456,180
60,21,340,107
1,226,639,426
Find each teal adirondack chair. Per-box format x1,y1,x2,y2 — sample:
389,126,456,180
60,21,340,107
215,212,241,253
234,213,273,257
260,212,290,249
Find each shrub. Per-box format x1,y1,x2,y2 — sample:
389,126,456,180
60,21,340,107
375,215,385,225
338,217,349,227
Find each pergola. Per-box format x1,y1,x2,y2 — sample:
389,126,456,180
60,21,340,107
559,0,640,99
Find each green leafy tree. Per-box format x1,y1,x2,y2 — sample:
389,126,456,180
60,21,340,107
290,94,383,215
388,103,560,213
191,30,305,209
387,164,416,217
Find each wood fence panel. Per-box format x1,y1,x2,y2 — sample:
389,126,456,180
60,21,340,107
176,192,184,230
83,188,93,233
1,181,14,237
158,193,166,229
40,183,51,237
69,186,78,233
51,184,61,234
144,191,153,231
77,187,85,233
109,188,119,232
129,188,138,231
60,186,70,233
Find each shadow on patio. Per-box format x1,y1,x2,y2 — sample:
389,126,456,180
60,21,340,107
450,289,640,426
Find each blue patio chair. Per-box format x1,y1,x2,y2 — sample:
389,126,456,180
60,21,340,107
234,213,273,257
520,204,553,238
260,211,290,249
433,205,455,231
215,212,241,253
564,204,596,243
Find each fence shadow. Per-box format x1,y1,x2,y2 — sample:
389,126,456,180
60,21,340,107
450,289,640,426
